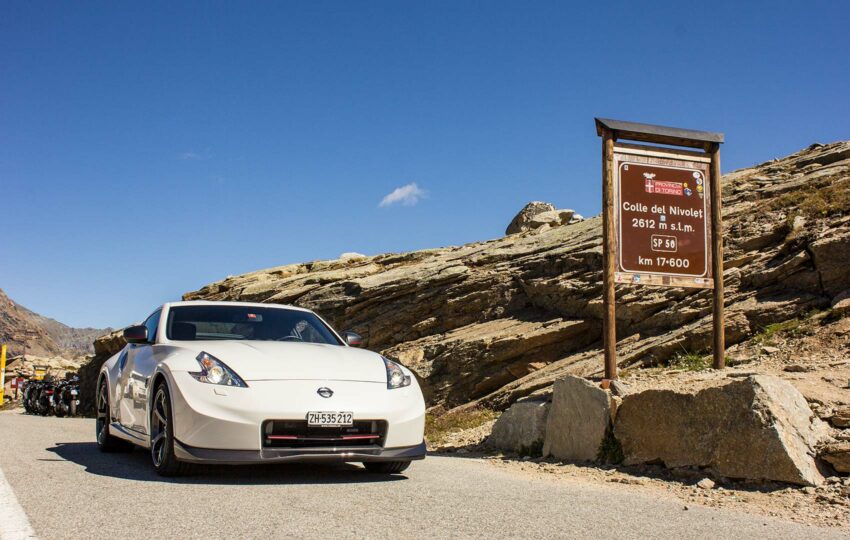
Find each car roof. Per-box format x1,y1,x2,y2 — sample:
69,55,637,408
162,300,312,313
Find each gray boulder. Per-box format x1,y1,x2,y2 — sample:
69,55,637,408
505,201,556,235
528,210,564,228
614,375,828,486
543,376,617,461
487,398,550,453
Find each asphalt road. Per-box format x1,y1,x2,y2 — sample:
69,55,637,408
0,411,845,540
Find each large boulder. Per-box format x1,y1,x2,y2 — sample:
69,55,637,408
487,398,550,454
505,201,556,235
614,375,828,486
543,376,618,461
77,329,127,416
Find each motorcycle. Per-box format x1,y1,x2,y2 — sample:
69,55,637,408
21,380,36,414
34,377,57,416
54,375,80,417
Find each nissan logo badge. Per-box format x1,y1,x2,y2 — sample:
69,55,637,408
317,387,333,398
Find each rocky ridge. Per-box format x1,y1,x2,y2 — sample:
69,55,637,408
18,306,111,356
0,288,63,358
180,141,850,413
0,288,109,359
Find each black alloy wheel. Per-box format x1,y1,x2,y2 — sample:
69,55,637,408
95,379,133,453
149,383,187,476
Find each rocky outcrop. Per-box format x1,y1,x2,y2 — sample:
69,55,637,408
831,406,850,429
76,329,126,416
487,398,549,454
182,142,850,412
505,201,556,234
543,376,618,461
614,375,828,486
3,354,82,379
820,442,850,473
506,202,582,235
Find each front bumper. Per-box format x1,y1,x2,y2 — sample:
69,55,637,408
167,372,426,450
173,440,427,465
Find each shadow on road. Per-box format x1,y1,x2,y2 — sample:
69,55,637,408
46,442,409,485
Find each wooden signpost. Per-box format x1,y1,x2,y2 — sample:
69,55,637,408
595,118,725,380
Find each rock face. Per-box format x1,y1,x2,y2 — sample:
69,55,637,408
487,398,550,454
831,406,850,429
0,288,63,357
505,201,556,234
17,305,111,355
76,329,127,416
543,376,617,461
614,375,828,486
506,204,581,235
182,142,850,412
820,442,850,473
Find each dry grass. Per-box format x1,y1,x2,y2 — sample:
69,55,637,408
425,407,498,445
767,178,850,220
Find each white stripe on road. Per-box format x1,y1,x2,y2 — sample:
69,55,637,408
0,466,37,540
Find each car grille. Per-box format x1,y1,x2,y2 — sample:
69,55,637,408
262,420,388,449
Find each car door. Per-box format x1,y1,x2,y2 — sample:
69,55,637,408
119,309,161,434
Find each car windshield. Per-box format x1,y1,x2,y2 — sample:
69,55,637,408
165,305,342,345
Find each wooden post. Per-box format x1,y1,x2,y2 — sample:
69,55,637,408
709,143,725,369
601,130,618,379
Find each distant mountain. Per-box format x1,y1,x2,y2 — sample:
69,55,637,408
17,305,112,356
0,288,110,358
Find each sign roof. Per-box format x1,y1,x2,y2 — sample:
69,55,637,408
595,118,724,148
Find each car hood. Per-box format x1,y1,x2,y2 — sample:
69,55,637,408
171,341,387,383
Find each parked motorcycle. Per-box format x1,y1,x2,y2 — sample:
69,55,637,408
35,377,57,416
21,380,36,414
54,375,80,417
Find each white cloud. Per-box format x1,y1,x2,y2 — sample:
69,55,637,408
379,182,426,207
179,150,212,160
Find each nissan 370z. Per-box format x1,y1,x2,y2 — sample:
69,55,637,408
96,301,426,476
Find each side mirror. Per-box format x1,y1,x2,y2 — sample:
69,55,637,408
342,331,363,347
123,325,149,344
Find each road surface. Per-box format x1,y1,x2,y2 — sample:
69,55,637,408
0,410,845,539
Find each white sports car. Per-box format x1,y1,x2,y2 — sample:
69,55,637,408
96,301,426,476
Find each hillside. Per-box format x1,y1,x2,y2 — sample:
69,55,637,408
0,289,63,357
17,305,112,356
0,288,108,358
181,141,850,412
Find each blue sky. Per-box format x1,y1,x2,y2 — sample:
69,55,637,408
1,1,848,329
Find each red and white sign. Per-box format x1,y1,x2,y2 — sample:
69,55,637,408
645,179,683,196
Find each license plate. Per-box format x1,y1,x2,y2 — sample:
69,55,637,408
307,411,353,426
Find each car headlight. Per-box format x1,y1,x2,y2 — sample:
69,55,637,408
190,352,248,387
382,356,411,389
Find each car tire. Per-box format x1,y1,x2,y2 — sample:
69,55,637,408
363,461,411,474
149,383,188,477
96,379,133,453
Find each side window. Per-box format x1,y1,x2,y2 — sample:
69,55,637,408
143,309,162,344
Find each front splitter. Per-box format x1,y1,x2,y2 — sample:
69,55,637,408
173,439,427,465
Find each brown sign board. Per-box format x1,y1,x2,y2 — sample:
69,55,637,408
613,143,713,289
